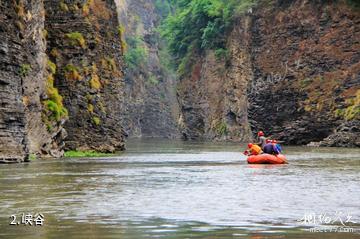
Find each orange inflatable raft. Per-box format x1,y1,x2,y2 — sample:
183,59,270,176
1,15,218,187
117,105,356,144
247,154,287,164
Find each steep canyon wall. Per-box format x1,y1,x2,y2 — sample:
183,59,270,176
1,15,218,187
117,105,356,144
178,0,359,146
45,0,126,152
0,0,126,162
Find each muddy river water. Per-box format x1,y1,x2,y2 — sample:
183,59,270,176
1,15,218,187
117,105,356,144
1,139,360,238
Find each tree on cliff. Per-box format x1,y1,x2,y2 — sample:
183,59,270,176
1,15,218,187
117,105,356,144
160,0,257,73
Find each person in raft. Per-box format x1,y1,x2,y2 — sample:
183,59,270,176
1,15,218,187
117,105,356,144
244,143,263,156
263,139,280,155
255,131,267,149
272,140,282,154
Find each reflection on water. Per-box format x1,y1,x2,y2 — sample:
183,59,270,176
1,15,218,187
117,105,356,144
0,139,360,238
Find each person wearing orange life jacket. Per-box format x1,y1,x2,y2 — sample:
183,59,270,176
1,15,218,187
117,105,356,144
244,143,262,156
256,131,267,149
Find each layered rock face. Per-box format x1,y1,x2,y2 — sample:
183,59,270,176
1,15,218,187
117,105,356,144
0,0,66,162
1,0,126,162
248,0,360,146
178,0,359,146
178,17,253,141
117,0,180,138
0,1,29,162
44,0,126,152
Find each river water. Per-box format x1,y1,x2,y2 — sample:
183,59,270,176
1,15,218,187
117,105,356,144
1,139,360,238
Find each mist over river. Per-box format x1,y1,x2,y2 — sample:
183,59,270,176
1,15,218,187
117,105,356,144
1,139,360,238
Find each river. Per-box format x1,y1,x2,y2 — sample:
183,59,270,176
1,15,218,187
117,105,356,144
1,139,360,238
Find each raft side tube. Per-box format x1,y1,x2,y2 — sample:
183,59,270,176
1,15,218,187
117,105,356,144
247,154,287,164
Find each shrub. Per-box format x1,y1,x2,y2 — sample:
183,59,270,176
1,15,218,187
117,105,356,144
92,116,101,126
60,1,69,12
50,48,60,58
64,64,82,80
65,32,86,48
344,90,360,120
90,75,102,90
42,29,48,39
334,90,360,121
154,0,173,18
45,75,68,122
88,104,94,113
102,57,117,72
118,25,127,52
161,0,257,73
148,75,159,85
299,78,313,88
214,48,229,61
29,154,37,161
159,44,175,74
19,64,31,77
45,100,67,121
47,60,57,74
215,120,228,135
124,36,148,71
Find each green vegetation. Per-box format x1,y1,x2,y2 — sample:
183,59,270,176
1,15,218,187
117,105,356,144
92,116,101,125
102,57,117,72
124,36,148,71
45,99,67,122
60,1,69,12
47,60,57,74
155,0,176,18
299,77,313,88
159,44,175,74
90,75,102,90
88,104,94,113
64,64,82,80
82,1,91,16
42,29,48,39
346,0,360,8
19,64,31,77
215,121,228,135
161,0,257,74
64,150,114,158
214,48,229,61
50,48,60,58
148,75,160,85
335,90,360,121
65,32,86,48
29,154,37,161
118,25,127,52
44,63,68,123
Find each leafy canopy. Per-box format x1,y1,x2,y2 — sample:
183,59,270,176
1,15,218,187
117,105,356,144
161,0,257,62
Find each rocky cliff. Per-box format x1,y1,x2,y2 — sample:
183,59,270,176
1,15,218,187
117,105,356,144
0,0,67,163
177,16,253,141
177,0,359,146
0,0,126,163
0,0,30,162
116,0,180,138
45,0,126,152
248,0,359,146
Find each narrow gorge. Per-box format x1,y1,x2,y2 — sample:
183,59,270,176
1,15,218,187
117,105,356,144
116,0,180,138
1,0,359,163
